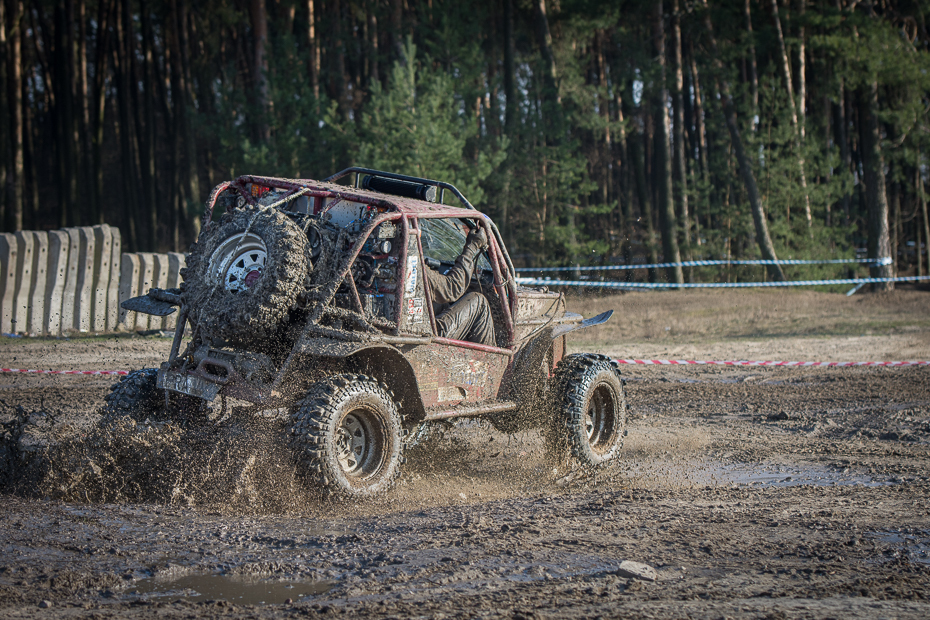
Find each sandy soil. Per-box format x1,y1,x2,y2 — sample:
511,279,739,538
1,289,929,618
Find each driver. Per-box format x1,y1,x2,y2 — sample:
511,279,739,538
425,226,496,347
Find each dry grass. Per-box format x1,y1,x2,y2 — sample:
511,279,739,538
564,288,930,361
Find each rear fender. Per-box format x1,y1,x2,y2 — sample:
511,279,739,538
345,348,426,425
297,338,426,425
503,327,555,405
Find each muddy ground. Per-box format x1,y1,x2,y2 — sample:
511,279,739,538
1,289,929,618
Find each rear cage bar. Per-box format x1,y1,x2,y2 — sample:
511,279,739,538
325,167,517,282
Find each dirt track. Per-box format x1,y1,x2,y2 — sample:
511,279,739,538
1,289,929,618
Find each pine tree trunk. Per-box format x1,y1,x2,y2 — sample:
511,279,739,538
653,1,683,284
770,0,812,229
53,3,77,227
797,0,806,141
367,2,379,87
534,0,562,134
688,42,710,186
503,0,516,136
625,85,659,282
0,0,7,229
390,0,403,59
596,29,611,207
744,0,759,125
672,0,691,268
76,0,93,223
139,0,158,249
176,0,200,239
6,0,23,231
307,0,319,100
616,91,633,226
835,78,851,226
91,0,113,225
251,0,270,141
917,160,930,274
23,72,37,225
702,0,785,281
116,0,139,250
858,81,893,291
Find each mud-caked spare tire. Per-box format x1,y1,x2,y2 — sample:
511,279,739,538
181,207,310,349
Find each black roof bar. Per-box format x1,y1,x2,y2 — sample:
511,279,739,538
325,167,476,211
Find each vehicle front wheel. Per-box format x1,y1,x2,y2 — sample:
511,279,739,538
546,354,627,468
99,368,207,428
290,374,403,498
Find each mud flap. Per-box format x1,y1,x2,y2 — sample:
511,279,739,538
120,288,181,316
551,310,613,339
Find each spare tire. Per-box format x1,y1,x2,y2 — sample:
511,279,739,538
181,207,310,348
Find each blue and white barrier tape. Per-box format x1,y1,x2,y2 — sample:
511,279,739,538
514,275,930,289
515,257,893,272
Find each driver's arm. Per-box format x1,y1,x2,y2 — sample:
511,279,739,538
425,228,488,304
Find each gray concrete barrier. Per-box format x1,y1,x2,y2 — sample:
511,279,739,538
27,231,48,335
0,233,17,335
45,231,69,336
0,224,187,336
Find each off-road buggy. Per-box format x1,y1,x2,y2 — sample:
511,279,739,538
109,168,626,497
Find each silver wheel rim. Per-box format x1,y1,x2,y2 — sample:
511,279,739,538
336,413,370,474
209,233,268,293
585,384,617,454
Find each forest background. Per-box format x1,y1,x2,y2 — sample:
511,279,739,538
1,0,930,287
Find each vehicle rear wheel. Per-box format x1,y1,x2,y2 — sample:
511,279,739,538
290,374,403,498
546,354,626,468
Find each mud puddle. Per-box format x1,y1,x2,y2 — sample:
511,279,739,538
628,459,895,489
128,574,331,605
870,530,930,566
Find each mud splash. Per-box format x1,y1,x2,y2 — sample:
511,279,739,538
1,403,315,512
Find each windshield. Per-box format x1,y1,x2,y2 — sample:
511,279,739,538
418,218,491,271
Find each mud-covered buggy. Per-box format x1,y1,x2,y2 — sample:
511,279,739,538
109,168,626,497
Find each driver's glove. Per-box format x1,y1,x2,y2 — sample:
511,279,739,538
462,227,489,263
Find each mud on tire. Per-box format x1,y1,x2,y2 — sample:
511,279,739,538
100,368,165,426
180,207,310,349
290,374,403,498
546,354,627,468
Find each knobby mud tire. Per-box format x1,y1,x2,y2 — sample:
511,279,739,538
100,368,165,426
180,207,310,349
290,374,403,499
546,354,627,468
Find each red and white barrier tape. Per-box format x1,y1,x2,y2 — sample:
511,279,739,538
3,359,929,376
1,368,129,376
614,359,929,367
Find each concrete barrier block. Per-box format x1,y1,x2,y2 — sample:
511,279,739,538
136,253,156,330
165,252,186,330
152,254,170,330
45,231,69,336
106,227,122,331
119,253,140,329
0,233,17,335
27,231,49,336
13,231,34,335
74,227,96,332
61,228,81,334
91,225,113,333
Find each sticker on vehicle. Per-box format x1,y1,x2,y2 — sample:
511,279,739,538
406,297,424,323
405,256,419,294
